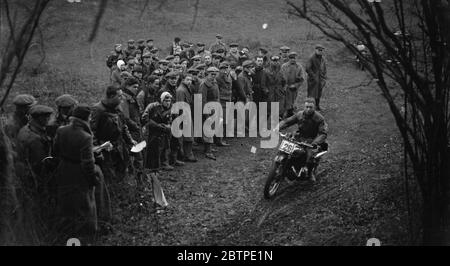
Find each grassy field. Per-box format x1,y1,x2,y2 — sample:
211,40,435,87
3,0,419,245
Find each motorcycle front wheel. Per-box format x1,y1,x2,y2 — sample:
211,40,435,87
263,162,284,199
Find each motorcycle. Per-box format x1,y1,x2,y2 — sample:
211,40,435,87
263,132,328,199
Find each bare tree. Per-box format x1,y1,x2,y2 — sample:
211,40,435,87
287,0,450,244
0,0,50,244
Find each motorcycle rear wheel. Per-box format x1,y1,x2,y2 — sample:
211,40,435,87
263,162,283,199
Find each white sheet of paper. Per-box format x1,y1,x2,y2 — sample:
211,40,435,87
131,141,147,153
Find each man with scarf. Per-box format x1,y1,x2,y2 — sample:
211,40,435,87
281,52,305,118
158,71,185,167
142,92,174,171
91,85,136,183
120,77,144,185
267,55,287,119
305,44,327,111
276,98,328,182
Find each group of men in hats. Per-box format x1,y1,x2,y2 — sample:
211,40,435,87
1,34,328,242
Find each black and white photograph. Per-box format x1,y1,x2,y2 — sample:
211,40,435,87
0,0,449,250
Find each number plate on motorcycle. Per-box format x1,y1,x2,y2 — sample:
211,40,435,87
279,140,296,154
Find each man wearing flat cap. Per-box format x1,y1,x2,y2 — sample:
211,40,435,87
279,46,291,63
216,62,232,146
4,94,37,141
143,39,154,55
137,39,146,54
210,34,227,55
281,51,305,118
195,43,210,59
124,39,136,58
47,94,78,139
17,105,54,179
200,67,221,160
106,44,125,70
267,55,287,119
305,44,327,111
91,86,136,183
226,43,240,66
258,47,270,69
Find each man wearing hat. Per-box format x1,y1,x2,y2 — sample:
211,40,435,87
175,74,198,162
158,71,185,167
137,39,146,54
267,55,287,118
238,50,250,66
279,46,291,63
53,104,99,239
142,92,174,171
211,53,223,68
200,67,220,160
137,75,160,112
225,43,240,66
124,39,137,58
4,94,37,141
91,86,135,183
195,63,207,80
210,34,227,54
120,78,145,183
190,55,202,69
281,51,305,118
305,44,327,111
237,60,254,102
141,52,155,79
143,39,154,55
106,44,125,69
216,62,232,146
47,94,78,139
17,105,54,179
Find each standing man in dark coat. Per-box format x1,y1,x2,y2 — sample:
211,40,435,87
47,94,78,139
91,86,136,183
53,105,99,240
120,78,144,185
200,67,220,160
266,55,287,119
216,62,232,145
252,56,270,108
176,74,198,162
4,94,36,142
209,34,227,54
305,44,327,111
281,52,305,118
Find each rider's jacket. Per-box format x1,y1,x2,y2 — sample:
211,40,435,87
280,110,328,145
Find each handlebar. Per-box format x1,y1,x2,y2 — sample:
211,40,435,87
279,132,315,149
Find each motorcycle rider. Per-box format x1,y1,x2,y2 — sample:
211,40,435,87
275,97,328,182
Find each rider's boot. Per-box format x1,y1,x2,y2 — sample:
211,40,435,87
307,163,317,182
